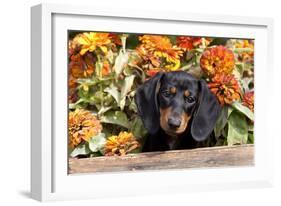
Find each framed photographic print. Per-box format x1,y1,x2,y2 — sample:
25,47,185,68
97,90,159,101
31,3,274,201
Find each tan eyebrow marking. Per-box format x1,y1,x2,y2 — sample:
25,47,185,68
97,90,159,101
170,87,177,94
184,90,190,97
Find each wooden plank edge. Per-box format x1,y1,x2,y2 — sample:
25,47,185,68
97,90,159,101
68,144,254,174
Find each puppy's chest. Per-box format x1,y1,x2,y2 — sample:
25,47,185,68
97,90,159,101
165,136,181,150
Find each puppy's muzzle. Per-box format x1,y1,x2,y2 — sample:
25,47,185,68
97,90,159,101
168,116,181,128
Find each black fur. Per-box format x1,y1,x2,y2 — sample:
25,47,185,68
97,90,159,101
135,71,221,152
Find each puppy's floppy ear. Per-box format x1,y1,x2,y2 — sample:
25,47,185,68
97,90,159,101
135,72,164,135
191,79,221,141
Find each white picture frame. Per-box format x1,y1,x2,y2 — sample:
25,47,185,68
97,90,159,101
31,3,274,202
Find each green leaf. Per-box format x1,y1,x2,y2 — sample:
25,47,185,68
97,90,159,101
228,106,234,117
77,78,98,86
121,34,128,52
248,123,254,132
113,50,129,77
120,75,135,110
128,147,142,154
235,62,244,76
214,106,228,138
123,66,134,76
233,48,254,53
70,143,91,157
130,116,148,139
92,91,104,103
126,34,139,49
209,38,228,46
128,98,138,113
121,75,135,99
68,104,76,109
241,77,254,92
248,132,254,144
68,98,85,109
231,101,254,121
95,60,103,77
88,133,106,152
106,50,115,64
227,111,248,146
104,86,121,105
100,110,130,129
97,106,112,115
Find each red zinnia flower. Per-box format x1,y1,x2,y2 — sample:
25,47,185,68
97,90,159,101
176,36,202,51
208,73,241,105
200,46,235,77
242,91,254,111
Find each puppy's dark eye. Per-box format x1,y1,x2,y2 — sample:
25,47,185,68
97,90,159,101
162,90,170,97
185,96,196,103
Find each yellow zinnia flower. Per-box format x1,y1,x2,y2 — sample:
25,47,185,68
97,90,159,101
74,32,112,55
104,132,140,156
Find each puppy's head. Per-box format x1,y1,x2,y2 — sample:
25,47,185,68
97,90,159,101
135,71,221,142
158,72,198,137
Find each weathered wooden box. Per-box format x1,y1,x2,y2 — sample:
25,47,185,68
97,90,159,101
69,144,254,174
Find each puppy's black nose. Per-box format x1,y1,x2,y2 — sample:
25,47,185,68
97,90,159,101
168,117,181,128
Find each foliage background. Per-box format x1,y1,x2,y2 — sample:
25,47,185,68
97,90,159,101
68,31,255,158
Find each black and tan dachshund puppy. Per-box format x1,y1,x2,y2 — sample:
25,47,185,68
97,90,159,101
135,71,221,152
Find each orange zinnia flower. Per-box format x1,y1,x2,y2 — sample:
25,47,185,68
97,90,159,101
138,35,183,71
109,33,122,46
242,91,254,111
146,68,162,77
69,53,95,79
104,132,140,156
68,109,102,149
68,90,78,104
102,60,111,76
136,44,161,69
208,74,241,105
68,53,95,103
68,34,84,57
68,75,78,103
176,36,212,51
200,46,235,77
